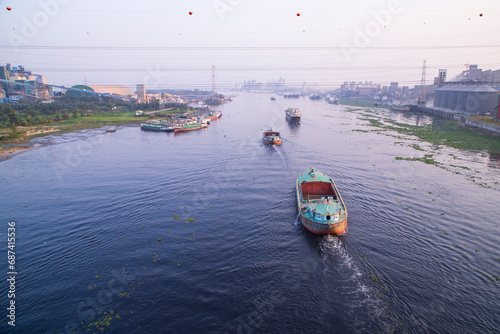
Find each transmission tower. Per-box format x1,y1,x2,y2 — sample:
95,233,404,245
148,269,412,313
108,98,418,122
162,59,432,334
418,60,427,105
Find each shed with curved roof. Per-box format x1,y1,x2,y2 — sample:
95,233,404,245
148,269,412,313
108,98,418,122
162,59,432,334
66,85,134,98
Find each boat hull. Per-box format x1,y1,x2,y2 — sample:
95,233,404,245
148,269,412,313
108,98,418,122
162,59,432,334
174,124,207,133
286,114,301,122
263,139,282,145
298,214,347,235
141,125,174,132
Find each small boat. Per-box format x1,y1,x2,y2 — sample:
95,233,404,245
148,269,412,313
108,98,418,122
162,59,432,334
390,105,411,112
296,167,348,235
208,110,222,120
309,94,321,100
285,108,301,123
174,123,208,133
329,97,339,105
263,129,282,145
270,97,276,101
140,123,175,132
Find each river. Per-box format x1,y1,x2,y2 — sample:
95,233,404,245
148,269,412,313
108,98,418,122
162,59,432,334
1,92,499,333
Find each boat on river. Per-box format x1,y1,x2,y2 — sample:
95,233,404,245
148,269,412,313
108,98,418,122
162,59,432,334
390,104,411,112
140,122,176,132
208,110,222,121
329,97,339,105
296,167,348,235
263,129,282,145
285,108,301,123
174,123,208,133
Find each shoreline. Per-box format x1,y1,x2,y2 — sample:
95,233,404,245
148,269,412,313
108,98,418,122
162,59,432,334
0,109,205,162
0,121,139,162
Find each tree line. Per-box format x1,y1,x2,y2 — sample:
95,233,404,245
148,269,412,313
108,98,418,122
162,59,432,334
0,96,191,130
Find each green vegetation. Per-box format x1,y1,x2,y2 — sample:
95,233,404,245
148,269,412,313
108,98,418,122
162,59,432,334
395,155,442,166
359,112,500,154
0,96,193,148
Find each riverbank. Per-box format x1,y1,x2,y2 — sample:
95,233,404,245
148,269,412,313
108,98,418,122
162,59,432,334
0,109,191,161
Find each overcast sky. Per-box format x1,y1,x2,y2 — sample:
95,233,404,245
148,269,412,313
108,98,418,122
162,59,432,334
1,0,499,90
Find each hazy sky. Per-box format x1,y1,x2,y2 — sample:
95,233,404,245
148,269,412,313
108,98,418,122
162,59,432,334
1,0,499,90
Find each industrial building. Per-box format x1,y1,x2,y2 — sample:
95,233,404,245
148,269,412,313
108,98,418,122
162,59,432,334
0,64,53,102
433,84,500,115
136,84,146,102
65,85,135,99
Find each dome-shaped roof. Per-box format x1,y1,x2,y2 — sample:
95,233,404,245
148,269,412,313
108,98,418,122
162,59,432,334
68,84,134,97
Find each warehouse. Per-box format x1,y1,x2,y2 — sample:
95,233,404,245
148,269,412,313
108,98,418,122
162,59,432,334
434,84,499,115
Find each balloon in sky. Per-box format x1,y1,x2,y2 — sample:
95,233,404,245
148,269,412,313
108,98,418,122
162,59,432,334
296,13,301,17
479,13,483,17
7,7,12,11
189,11,193,15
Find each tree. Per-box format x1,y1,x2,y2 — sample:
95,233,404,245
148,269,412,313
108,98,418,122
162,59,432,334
5,107,19,133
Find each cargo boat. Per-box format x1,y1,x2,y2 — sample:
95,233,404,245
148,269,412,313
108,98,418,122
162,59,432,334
208,111,222,121
296,167,347,235
140,123,176,132
285,108,301,123
174,123,208,133
263,129,282,145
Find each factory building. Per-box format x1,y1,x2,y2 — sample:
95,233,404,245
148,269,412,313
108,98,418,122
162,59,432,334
434,84,500,115
66,85,135,98
136,84,146,102
0,64,53,101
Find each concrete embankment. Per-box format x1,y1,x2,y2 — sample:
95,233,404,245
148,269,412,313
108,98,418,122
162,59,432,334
410,105,465,120
465,118,500,135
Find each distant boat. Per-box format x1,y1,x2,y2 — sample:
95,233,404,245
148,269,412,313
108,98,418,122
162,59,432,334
296,167,348,235
208,110,222,120
174,123,208,133
270,97,276,101
285,108,301,123
263,129,282,145
390,105,411,112
140,122,175,132
284,93,300,98
309,95,321,100
329,97,339,104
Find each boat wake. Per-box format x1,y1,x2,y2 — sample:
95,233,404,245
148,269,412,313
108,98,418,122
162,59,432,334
320,236,388,333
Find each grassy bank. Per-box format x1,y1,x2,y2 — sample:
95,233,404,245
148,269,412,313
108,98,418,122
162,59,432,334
0,109,190,156
359,110,500,153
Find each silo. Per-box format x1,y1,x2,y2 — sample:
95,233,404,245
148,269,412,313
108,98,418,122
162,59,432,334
473,85,499,115
439,86,450,108
433,89,441,108
447,85,458,110
456,85,468,111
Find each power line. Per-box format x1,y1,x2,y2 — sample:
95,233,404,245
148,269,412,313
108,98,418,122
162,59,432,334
2,45,500,51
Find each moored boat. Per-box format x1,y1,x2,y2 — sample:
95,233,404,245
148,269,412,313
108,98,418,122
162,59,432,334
329,97,339,104
390,104,411,112
285,108,301,123
208,110,222,121
263,129,282,145
140,122,175,132
174,123,208,133
296,167,347,235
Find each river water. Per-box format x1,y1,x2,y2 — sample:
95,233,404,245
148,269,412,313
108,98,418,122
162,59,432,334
1,93,499,333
